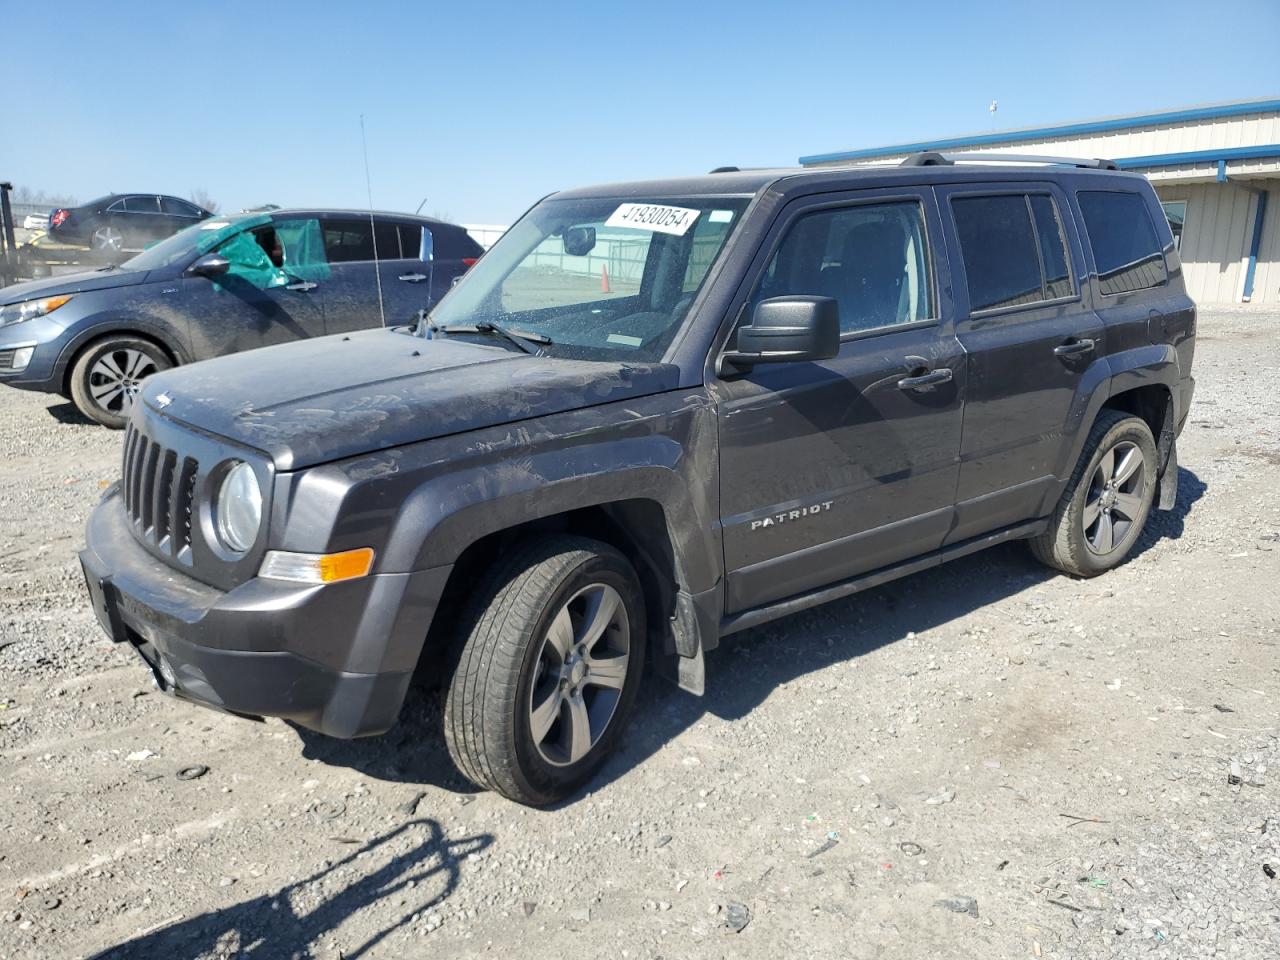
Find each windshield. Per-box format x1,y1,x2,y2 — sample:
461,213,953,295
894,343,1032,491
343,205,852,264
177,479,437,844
119,214,269,272
429,195,751,361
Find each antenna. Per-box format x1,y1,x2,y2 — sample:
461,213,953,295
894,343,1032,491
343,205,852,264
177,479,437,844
360,114,386,328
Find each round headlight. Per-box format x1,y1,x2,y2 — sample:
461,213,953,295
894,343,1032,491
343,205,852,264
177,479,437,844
214,461,262,553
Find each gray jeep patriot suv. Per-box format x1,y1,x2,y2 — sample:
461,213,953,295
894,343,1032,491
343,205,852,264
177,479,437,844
81,155,1195,804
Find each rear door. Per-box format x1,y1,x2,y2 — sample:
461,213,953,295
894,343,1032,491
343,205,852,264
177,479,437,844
936,182,1104,543
713,186,966,613
320,216,425,333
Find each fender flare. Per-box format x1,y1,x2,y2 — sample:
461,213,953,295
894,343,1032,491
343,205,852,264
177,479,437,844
375,436,721,597
1051,343,1179,510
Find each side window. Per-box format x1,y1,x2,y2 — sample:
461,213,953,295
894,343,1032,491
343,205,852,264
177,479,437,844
1161,200,1186,250
323,219,403,262
1077,191,1168,296
322,219,376,262
398,223,422,260
952,195,1043,312
753,200,933,334
161,197,202,217
1030,195,1073,300
123,196,160,214
682,209,736,293
374,221,402,259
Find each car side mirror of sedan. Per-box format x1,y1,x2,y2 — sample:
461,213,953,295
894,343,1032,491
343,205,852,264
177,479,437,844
189,253,230,278
717,295,840,377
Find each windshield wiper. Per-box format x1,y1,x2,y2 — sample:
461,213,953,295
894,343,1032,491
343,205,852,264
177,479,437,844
429,320,551,356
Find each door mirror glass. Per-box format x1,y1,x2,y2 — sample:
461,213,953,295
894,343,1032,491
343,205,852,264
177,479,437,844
719,295,840,375
562,225,596,257
420,226,434,263
189,253,230,278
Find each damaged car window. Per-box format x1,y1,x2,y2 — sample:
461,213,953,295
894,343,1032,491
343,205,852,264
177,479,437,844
428,196,750,361
212,218,331,291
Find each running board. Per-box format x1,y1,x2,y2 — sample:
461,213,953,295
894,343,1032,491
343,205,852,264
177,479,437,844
719,518,1048,637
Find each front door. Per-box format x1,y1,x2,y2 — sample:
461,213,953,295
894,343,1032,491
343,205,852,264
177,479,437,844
935,184,1104,543
178,217,328,360
714,188,965,614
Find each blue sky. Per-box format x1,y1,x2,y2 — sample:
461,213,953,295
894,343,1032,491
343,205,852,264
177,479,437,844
4,1,1277,224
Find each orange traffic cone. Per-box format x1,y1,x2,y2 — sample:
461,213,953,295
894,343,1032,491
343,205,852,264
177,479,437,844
601,264,611,293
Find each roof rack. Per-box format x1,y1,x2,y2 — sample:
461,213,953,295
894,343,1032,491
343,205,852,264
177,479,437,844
899,151,1120,171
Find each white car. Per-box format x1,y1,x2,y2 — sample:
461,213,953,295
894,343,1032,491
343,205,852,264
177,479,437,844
22,213,49,231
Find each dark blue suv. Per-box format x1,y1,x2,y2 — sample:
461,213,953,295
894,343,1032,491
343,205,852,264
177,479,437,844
0,209,483,426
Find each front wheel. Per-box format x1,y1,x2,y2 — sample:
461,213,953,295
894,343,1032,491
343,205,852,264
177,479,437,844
444,535,645,805
69,337,171,428
1030,411,1158,577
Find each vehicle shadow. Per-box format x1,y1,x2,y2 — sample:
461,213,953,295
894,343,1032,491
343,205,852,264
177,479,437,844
45,400,96,426
86,817,492,960
304,467,1206,804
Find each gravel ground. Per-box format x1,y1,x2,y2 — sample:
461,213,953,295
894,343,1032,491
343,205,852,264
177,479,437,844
1,307,1278,959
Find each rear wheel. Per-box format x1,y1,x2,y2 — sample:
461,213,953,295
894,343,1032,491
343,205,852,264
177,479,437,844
69,337,171,428
90,224,125,254
444,535,645,805
1030,411,1158,577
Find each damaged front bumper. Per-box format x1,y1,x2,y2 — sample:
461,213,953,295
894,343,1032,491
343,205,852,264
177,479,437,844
80,486,450,738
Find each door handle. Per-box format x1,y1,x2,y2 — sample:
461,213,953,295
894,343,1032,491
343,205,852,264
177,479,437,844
398,273,428,283
285,281,318,292
897,367,953,391
1053,338,1095,358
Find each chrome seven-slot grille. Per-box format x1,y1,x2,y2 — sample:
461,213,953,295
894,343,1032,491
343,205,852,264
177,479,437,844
122,422,199,564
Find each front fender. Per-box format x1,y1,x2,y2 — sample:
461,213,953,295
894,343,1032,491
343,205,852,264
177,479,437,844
54,315,193,386
275,389,723,595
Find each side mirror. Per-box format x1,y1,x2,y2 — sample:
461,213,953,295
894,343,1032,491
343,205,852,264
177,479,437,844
563,225,596,257
718,296,840,376
420,227,434,263
189,253,230,278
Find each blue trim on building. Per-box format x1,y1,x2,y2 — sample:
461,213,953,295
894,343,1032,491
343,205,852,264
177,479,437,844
1113,144,1280,170
799,98,1280,165
1217,160,1228,182
1243,190,1269,301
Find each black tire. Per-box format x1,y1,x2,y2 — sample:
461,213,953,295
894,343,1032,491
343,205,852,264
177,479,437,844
1030,411,1158,577
69,336,172,429
444,535,646,805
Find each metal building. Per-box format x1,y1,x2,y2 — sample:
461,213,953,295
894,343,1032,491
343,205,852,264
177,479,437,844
799,98,1280,305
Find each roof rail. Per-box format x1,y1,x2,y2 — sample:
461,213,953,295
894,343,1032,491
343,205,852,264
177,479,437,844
708,166,740,173
899,151,1120,171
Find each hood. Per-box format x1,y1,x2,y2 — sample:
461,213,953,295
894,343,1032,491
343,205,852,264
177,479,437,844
0,268,149,304
140,328,680,470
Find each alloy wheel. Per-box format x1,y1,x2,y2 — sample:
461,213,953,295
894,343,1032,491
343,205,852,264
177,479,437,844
1083,440,1146,555
91,226,124,252
88,348,158,415
528,583,631,767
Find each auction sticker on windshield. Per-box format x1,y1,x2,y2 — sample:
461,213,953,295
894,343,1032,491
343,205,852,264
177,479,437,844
605,203,700,236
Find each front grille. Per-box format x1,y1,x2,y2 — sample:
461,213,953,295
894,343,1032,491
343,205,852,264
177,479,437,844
122,422,198,564
0,349,14,369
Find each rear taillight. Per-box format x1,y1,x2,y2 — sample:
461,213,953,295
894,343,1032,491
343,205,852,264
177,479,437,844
462,258,478,268
50,209,69,228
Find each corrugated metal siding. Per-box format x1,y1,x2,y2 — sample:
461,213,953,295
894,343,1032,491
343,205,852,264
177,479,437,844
1249,186,1280,304
806,110,1280,183
1154,183,1255,304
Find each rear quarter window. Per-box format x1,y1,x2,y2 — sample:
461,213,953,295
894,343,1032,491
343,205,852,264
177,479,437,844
431,224,484,260
1076,190,1168,296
